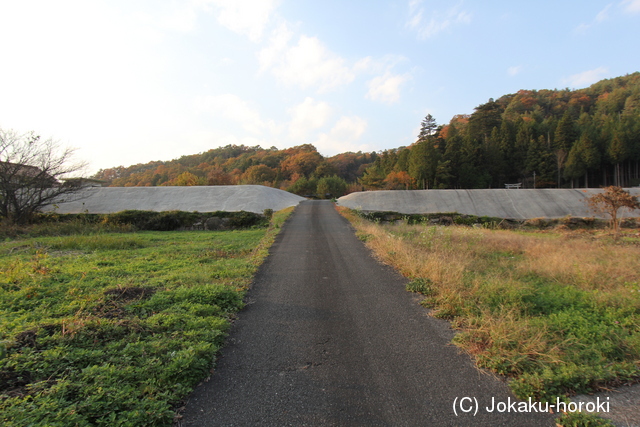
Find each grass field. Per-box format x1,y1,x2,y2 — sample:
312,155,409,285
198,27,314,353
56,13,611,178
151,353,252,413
0,208,292,426
339,207,640,426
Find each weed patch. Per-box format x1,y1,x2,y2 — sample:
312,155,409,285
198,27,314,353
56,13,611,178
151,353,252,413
0,207,293,426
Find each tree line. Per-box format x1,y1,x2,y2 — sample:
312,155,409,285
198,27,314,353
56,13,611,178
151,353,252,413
92,144,376,198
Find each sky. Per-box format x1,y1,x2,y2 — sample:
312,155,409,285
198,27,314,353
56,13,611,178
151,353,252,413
1,0,639,175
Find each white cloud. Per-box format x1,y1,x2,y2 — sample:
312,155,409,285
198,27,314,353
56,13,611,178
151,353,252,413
563,67,610,87
313,116,369,155
257,22,294,72
407,1,471,40
259,32,355,92
195,94,278,135
622,0,640,13
596,4,613,21
507,65,523,76
574,4,613,33
366,72,411,104
288,98,333,141
207,0,280,42
574,23,591,34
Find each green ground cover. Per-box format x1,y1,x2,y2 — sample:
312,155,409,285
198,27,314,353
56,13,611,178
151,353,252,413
0,208,291,426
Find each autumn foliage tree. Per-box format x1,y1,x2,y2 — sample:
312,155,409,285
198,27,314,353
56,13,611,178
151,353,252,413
383,170,414,190
241,165,276,185
587,186,640,239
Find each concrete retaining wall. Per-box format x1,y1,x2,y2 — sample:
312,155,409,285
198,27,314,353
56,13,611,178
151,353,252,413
46,185,306,214
337,188,640,220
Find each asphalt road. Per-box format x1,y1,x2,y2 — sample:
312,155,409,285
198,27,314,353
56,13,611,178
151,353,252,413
181,200,555,426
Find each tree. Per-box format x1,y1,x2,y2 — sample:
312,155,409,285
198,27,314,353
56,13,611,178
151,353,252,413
316,176,347,199
526,135,555,187
587,186,640,239
287,176,317,196
241,165,276,185
358,165,386,190
409,139,439,189
554,110,578,186
0,128,86,224
280,151,323,179
383,170,414,190
173,171,204,186
607,123,630,187
418,114,438,140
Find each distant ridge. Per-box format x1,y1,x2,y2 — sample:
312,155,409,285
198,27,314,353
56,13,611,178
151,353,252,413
46,185,305,214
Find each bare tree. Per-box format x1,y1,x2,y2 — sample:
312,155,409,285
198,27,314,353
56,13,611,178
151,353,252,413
0,128,87,224
587,186,640,240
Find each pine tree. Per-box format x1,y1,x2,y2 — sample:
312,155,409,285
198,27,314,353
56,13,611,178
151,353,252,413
418,114,438,140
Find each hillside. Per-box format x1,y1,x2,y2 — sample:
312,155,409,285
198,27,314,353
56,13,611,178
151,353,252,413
93,144,374,197
362,72,640,190
93,72,640,192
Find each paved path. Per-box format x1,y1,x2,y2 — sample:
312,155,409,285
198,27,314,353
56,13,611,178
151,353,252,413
181,200,554,426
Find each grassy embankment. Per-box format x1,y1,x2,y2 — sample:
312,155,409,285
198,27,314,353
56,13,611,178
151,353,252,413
0,207,293,426
339,207,640,426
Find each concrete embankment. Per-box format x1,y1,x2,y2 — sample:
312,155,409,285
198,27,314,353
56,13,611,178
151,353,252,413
337,188,640,220
46,185,305,214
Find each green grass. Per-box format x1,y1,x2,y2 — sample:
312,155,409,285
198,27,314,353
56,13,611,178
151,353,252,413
0,207,293,426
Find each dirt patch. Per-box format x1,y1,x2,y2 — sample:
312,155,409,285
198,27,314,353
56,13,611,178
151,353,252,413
12,330,37,350
104,286,155,301
95,286,156,318
0,369,32,398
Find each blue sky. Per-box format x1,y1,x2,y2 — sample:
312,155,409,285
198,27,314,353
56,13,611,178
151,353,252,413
1,0,639,174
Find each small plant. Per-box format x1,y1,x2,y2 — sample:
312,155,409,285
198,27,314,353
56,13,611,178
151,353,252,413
405,278,435,296
587,186,640,240
556,411,614,427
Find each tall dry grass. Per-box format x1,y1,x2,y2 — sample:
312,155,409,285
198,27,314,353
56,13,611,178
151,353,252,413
339,207,640,400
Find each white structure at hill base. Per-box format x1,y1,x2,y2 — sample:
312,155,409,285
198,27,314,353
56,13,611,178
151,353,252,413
337,188,640,220
46,185,305,214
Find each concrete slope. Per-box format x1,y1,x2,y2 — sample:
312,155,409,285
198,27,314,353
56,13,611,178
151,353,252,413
181,200,554,426
337,188,640,220
46,185,305,214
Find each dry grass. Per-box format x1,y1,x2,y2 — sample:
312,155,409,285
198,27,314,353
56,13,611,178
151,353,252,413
338,206,640,400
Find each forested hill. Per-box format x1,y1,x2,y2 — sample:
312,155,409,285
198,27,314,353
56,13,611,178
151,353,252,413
92,144,376,196
362,72,640,190
93,72,640,193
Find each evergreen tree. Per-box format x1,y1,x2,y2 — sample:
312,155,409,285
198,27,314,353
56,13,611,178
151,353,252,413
395,148,411,173
443,124,463,188
608,124,629,186
408,139,439,189
526,135,555,187
418,114,438,140
468,99,503,141
485,127,505,187
359,165,386,189
316,176,347,198
553,110,578,186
